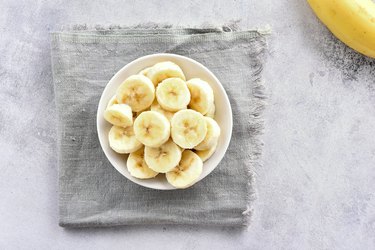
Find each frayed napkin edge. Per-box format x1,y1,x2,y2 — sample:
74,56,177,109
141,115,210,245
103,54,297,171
52,21,272,34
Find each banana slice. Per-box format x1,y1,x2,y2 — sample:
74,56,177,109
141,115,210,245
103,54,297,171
205,103,215,118
156,78,190,112
127,147,158,179
109,125,142,154
144,139,182,173
171,109,207,149
134,111,170,147
195,143,217,162
116,75,155,112
150,99,175,121
166,150,203,189
138,67,152,77
194,117,221,151
187,78,214,115
107,95,119,109
104,104,133,127
147,61,186,86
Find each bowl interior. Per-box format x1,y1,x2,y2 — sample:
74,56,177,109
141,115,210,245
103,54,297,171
97,53,232,190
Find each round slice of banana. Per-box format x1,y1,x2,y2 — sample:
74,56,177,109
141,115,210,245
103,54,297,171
116,75,155,112
144,140,182,173
187,78,214,115
195,142,217,162
156,78,190,112
166,150,203,189
171,109,207,149
127,147,158,179
194,117,221,151
108,125,143,154
104,104,133,128
150,99,175,121
134,111,170,147
147,61,186,86
107,95,119,109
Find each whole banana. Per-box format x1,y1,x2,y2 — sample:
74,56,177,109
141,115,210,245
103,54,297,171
307,0,375,58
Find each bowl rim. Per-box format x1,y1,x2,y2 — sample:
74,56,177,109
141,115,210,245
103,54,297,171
97,53,233,190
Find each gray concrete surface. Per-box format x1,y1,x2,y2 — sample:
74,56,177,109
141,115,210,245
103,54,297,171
1,0,374,249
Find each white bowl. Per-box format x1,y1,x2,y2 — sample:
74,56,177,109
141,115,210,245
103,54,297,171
97,53,232,190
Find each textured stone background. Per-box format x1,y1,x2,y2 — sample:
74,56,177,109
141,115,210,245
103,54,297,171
0,0,374,249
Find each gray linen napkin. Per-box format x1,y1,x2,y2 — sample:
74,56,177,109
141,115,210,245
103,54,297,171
51,27,267,227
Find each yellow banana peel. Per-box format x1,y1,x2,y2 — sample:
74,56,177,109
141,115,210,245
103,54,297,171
307,0,375,58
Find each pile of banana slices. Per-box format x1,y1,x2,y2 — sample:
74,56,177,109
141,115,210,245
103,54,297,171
104,61,221,189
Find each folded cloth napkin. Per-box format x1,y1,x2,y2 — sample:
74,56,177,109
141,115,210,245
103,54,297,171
51,27,267,227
